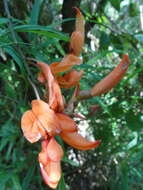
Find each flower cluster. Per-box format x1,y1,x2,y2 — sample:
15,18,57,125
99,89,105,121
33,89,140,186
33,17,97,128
21,8,130,189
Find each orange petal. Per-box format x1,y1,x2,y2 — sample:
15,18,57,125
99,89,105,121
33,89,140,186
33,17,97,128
21,110,44,143
91,54,130,96
37,72,46,83
32,100,61,135
45,161,61,185
56,113,77,132
69,7,84,56
37,62,64,112
56,69,83,88
60,132,101,150
38,140,49,166
40,162,60,189
50,54,82,74
70,31,84,56
74,7,85,35
47,137,64,162
39,150,49,166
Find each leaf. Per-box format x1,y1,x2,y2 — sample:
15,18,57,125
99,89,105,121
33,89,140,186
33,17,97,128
57,174,66,190
134,34,143,44
62,157,79,167
126,132,138,150
99,31,110,50
4,46,25,74
12,175,22,190
0,171,12,187
6,142,14,161
110,0,123,11
0,18,9,25
125,111,143,131
13,25,69,41
22,165,35,190
30,0,43,25
5,83,16,99
0,18,23,25
109,103,123,118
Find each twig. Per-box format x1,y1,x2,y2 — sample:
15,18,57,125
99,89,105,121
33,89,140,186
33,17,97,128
77,89,92,100
28,77,40,100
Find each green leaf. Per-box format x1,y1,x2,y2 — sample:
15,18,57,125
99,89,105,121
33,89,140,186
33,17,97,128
134,34,143,44
110,0,123,11
125,111,143,131
109,103,123,118
30,0,43,25
0,18,23,25
129,3,139,17
12,175,22,190
62,157,79,167
99,31,110,50
4,46,25,74
22,165,35,190
5,83,16,99
126,132,138,150
57,174,66,190
0,18,9,25
13,25,69,41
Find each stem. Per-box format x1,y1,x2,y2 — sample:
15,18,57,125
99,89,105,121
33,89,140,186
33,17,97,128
28,77,40,100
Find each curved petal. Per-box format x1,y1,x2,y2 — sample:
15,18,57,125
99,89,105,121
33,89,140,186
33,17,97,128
40,162,60,189
32,100,61,135
37,62,64,112
50,54,82,74
37,71,46,83
56,69,83,88
60,132,101,150
69,7,84,56
45,161,61,184
74,7,85,35
91,54,130,96
21,110,44,143
70,31,84,56
56,113,77,132
47,138,64,162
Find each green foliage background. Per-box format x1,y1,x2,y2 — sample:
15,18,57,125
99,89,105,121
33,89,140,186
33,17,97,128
0,0,143,189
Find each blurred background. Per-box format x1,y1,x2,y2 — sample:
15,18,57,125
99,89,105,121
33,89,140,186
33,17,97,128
0,0,143,189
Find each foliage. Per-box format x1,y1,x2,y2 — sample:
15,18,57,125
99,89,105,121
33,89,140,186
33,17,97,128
0,0,143,189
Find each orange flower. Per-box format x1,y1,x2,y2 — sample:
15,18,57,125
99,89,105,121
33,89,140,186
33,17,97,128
91,54,130,96
21,61,101,189
56,69,84,88
39,138,64,189
50,54,82,75
21,99,79,143
21,100,61,143
70,7,84,56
